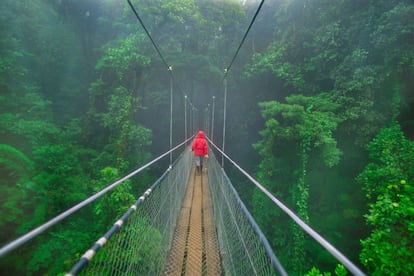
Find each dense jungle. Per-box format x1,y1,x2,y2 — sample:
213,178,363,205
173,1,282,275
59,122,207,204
0,0,413,275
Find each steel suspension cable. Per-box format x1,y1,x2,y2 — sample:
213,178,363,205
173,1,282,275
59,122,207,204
127,0,199,152
127,0,170,70
211,96,215,144
220,0,265,167
207,138,366,276
126,0,192,96
185,95,188,144
126,0,198,102
223,0,265,79
222,77,227,167
169,67,173,165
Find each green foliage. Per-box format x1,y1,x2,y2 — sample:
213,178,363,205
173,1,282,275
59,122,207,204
370,2,414,69
93,167,135,224
248,1,413,274
305,267,332,276
357,124,414,275
27,228,93,275
358,124,414,199
254,92,343,273
0,85,60,149
87,28,153,174
247,43,307,91
102,87,133,129
304,264,347,276
0,144,35,230
0,36,26,91
0,144,34,179
247,0,413,146
257,93,342,168
334,264,347,276
161,0,199,24
95,34,151,82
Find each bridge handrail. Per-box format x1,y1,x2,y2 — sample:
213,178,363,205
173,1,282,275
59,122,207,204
67,167,172,275
207,137,366,276
0,137,193,258
209,150,288,276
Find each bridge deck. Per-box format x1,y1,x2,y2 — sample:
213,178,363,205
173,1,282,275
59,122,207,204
163,165,222,275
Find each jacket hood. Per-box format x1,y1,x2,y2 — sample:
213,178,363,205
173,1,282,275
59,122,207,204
196,131,205,138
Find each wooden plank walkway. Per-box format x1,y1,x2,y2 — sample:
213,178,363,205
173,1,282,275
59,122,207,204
163,165,222,275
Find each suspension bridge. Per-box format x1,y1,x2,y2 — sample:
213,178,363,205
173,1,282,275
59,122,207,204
0,137,365,275
0,1,368,275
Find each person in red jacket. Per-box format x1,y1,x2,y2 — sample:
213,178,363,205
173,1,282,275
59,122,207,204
191,130,208,174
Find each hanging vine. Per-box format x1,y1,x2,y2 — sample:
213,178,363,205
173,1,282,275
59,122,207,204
256,93,342,272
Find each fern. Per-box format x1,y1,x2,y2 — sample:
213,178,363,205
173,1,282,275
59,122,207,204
0,144,34,180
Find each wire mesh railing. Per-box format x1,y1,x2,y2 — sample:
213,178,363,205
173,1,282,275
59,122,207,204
68,149,193,275
207,137,366,276
2,135,366,275
207,152,287,276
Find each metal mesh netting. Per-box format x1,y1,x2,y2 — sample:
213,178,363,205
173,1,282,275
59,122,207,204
80,150,192,275
207,153,283,276
163,159,222,276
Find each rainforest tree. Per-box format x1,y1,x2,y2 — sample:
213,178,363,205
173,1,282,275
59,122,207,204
254,93,342,273
357,124,414,275
246,0,413,274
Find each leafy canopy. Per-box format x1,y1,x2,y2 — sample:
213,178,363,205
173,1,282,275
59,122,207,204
357,124,414,275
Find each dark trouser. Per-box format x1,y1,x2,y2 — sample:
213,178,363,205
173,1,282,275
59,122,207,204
195,155,204,174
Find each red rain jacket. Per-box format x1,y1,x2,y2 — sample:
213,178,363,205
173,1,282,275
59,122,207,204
191,131,208,156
